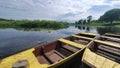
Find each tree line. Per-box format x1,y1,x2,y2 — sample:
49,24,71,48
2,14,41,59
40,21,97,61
75,15,92,24
75,8,120,25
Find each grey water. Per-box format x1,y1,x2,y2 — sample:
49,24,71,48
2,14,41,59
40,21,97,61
0,26,120,59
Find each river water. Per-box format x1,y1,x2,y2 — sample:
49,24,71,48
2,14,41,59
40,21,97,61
0,26,120,59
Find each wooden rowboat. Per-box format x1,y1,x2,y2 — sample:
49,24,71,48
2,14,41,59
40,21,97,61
0,32,97,68
81,33,120,68
103,33,120,38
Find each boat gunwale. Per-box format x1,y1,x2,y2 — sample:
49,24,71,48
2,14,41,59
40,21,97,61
48,47,85,68
94,39,120,48
104,33,120,37
81,48,120,68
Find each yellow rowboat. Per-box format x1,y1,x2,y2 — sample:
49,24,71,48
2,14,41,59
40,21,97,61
104,33,120,38
0,32,97,68
82,48,120,68
82,33,120,68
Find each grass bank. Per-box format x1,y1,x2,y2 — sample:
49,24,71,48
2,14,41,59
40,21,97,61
75,21,120,27
0,19,69,29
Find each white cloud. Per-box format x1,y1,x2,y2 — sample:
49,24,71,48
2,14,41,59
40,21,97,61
0,0,120,22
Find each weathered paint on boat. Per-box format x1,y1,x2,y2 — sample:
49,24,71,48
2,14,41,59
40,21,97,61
79,32,98,36
81,33,120,68
104,33,120,38
0,41,85,68
0,48,48,68
1,32,119,68
82,48,120,68
1,32,96,68
58,38,85,49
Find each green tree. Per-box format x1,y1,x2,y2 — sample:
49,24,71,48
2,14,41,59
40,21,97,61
87,16,92,23
78,19,83,24
83,19,86,24
99,9,120,24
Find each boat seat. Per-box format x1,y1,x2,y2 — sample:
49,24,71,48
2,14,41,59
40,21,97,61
96,49,120,63
94,40,120,48
101,36,120,42
62,45,79,53
74,40,89,45
82,48,120,68
56,47,73,57
54,50,65,58
104,33,120,38
37,55,51,64
45,52,63,63
58,38,85,49
98,45,120,56
79,32,97,36
72,35,93,40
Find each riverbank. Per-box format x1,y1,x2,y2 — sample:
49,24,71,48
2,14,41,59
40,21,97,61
0,19,69,29
75,22,120,27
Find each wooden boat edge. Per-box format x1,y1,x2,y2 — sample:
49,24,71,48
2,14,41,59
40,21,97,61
0,32,94,68
48,47,85,68
82,48,120,68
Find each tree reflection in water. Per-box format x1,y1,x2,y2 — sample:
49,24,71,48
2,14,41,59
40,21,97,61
97,26,120,35
75,25,120,35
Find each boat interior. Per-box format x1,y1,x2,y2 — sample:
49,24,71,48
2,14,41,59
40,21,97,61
88,40,120,63
99,34,120,45
104,33,120,38
63,36,92,45
0,32,120,68
32,33,96,65
33,40,82,64
75,33,96,38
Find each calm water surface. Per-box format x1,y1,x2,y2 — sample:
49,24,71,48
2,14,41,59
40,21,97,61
0,26,120,58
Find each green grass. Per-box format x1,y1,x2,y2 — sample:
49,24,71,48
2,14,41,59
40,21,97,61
0,19,69,29
76,21,120,27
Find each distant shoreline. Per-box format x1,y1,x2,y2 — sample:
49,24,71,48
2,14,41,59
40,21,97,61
74,22,120,27
0,19,69,29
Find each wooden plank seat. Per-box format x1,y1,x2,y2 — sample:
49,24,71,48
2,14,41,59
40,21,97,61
96,49,120,63
58,38,85,49
101,36,120,43
104,33,120,38
72,35,93,40
79,32,97,37
96,51,114,61
62,45,79,53
45,52,63,63
98,45,120,53
104,40,120,45
94,40,120,48
56,47,73,57
74,39,89,45
37,55,51,64
44,50,63,63
54,50,65,58
98,45,120,56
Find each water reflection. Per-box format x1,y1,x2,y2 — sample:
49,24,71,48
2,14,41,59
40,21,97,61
75,26,92,32
75,25,120,35
0,26,120,59
97,26,120,35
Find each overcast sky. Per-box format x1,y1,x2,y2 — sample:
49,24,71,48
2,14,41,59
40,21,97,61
0,0,120,22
